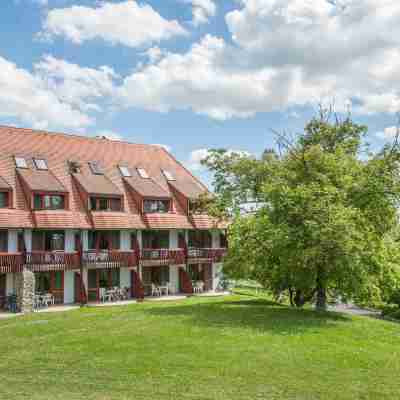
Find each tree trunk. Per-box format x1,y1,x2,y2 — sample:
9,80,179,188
315,268,327,311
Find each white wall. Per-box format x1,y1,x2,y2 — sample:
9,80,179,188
24,229,32,252
169,265,179,294
82,230,88,251
212,263,223,291
8,229,18,252
120,267,131,289
64,271,75,304
120,230,133,251
169,230,178,249
65,229,76,252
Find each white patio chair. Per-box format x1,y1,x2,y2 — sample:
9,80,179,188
151,283,162,297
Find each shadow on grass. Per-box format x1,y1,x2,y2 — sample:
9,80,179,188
144,297,351,335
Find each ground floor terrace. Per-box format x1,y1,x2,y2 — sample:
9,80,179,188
0,261,224,312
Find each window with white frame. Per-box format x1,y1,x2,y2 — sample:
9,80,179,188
33,158,48,170
118,165,131,177
14,156,28,169
162,169,175,181
137,167,149,179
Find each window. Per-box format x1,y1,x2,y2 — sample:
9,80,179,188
88,231,120,250
88,161,103,175
162,169,175,181
143,199,170,213
33,158,48,170
33,194,65,210
32,231,65,251
137,167,149,179
14,156,28,169
0,192,9,208
142,230,170,249
188,230,212,248
0,231,8,252
118,165,131,177
89,197,122,212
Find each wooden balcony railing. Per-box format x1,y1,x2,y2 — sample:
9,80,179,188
25,251,80,271
0,253,24,273
83,250,138,269
187,248,227,263
140,248,186,266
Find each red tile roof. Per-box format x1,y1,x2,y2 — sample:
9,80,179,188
18,169,67,192
191,214,229,230
0,125,218,230
124,176,170,198
73,173,122,196
143,213,194,229
0,176,11,190
169,179,207,199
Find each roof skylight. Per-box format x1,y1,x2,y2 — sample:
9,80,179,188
137,167,149,179
162,169,175,181
14,156,28,169
33,158,48,171
88,161,103,175
119,165,131,178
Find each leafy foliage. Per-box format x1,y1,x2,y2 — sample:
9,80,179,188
202,112,400,309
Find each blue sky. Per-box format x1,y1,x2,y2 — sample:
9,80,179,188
0,0,399,185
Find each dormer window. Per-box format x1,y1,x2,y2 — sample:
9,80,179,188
137,167,149,179
89,161,103,175
143,199,170,213
33,193,65,210
14,156,28,169
89,196,122,211
162,169,175,181
119,165,131,177
33,158,48,170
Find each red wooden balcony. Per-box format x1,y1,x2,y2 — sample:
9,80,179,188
140,248,186,266
0,252,24,273
187,248,227,263
83,250,138,269
25,251,80,271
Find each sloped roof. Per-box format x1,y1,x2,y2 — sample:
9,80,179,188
0,176,11,191
169,179,207,199
73,173,122,196
18,169,67,192
124,175,170,198
190,214,229,230
0,125,213,229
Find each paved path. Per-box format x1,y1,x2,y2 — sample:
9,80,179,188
329,303,380,317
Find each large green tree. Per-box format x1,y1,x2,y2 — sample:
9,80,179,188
202,112,400,309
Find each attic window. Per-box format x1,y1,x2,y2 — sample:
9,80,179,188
89,161,103,175
137,167,149,179
14,156,28,169
119,165,131,178
33,158,48,171
162,169,175,181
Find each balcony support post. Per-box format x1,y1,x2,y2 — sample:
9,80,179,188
15,267,35,313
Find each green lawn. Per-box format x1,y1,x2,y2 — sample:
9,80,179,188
1,295,400,400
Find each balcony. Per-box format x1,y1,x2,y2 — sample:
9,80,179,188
140,248,186,266
0,253,24,273
25,251,80,272
83,250,138,269
187,248,227,263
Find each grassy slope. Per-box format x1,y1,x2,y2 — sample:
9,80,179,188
0,295,399,400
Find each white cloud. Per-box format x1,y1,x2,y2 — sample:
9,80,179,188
96,130,123,141
40,0,188,48
0,55,92,130
34,55,119,113
376,126,399,140
184,0,217,26
117,1,400,119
